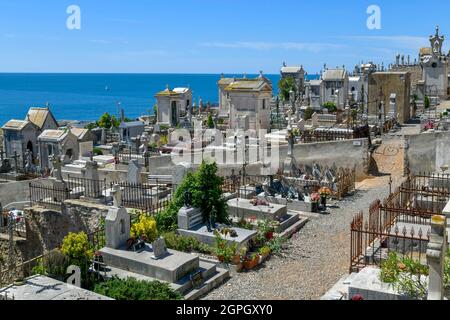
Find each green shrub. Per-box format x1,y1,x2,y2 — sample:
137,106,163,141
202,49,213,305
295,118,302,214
163,231,214,254
155,161,227,233
94,277,183,300
130,214,158,242
93,147,103,156
323,101,337,113
380,252,429,299
304,107,314,121
424,96,430,109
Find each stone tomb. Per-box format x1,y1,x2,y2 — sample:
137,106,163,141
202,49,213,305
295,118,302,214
227,198,287,221
177,206,257,247
100,202,200,283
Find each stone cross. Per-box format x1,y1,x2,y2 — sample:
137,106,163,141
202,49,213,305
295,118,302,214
426,215,448,300
51,155,63,181
111,184,122,208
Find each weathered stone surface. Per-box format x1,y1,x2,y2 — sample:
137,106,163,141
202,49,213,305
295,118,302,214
105,207,130,250
227,198,287,221
99,245,199,283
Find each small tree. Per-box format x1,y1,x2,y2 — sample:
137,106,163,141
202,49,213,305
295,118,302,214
155,161,227,232
304,107,314,120
323,101,337,113
207,113,215,128
278,77,297,102
424,96,430,109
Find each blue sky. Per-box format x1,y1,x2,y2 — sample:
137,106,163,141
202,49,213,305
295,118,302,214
0,0,449,74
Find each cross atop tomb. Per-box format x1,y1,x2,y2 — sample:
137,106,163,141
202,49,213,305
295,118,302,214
430,26,445,56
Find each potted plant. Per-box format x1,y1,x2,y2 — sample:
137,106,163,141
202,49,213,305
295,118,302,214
244,253,259,270
259,246,271,261
319,187,331,209
310,192,321,213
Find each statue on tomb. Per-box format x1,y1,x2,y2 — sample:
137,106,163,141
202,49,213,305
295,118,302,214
25,149,34,173
111,184,122,208
183,190,192,208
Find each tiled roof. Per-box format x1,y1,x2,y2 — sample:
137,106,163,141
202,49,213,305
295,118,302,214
322,69,347,81
38,129,67,142
225,79,272,92
281,66,303,73
1,120,30,131
26,107,54,129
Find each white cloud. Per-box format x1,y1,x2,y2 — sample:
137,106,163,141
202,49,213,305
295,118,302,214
200,41,346,53
336,35,429,50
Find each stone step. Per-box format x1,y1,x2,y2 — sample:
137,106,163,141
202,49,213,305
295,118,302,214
277,217,308,239
174,260,218,295
184,267,230,300
276,213,300,233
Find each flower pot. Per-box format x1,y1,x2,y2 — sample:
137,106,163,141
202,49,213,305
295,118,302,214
235,262,244,273
320,196,327,209
243,259,254,270
311,202,319,213
217,255,225,263
231,255,241,265
265,232,274,240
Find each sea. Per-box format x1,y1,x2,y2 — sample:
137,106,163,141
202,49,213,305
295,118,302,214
0,73,319,125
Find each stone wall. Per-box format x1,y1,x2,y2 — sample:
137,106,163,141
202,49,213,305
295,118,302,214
405,131,450,174
391,65,422,92
146,138,369,181
0,178,53,209
0,235,28,272
23,200,109,258
368,72,411,124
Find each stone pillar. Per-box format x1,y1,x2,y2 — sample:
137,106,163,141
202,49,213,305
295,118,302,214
426,215,448,300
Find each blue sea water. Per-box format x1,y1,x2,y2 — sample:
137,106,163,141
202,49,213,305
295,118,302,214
0,73,318,125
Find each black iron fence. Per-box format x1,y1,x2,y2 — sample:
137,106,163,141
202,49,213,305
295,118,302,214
110,181,173,215
29,181,69,209
66,175,108,202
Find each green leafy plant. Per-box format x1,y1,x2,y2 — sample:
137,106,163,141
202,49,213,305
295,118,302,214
304,107,314,121
267,236,286,255
424,96,430,109
93,277,182,300
214,231,237,263
278,77,297,102
207,113,215,128
323,101,337,113
93,147,103,156
380,252,429,299
162,231,214,254
155,161,228,232
130,214,158,242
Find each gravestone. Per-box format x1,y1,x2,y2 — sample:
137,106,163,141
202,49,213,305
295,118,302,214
297,119,305,131
127,160,142,184
105,206,131,250
100,128,106,145
151,237,168,260
311,113,319,128
172,162,194,187
178,207,203,230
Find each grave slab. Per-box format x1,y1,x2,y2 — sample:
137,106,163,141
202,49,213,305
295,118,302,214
99,244,199,283
227,198,287,220
178,225,257,247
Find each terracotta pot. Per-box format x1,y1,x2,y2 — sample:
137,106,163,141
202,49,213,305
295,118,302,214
217,255,225,263
235,263,244,273
231,255,241,265
244,258,258,270
265,232,274,240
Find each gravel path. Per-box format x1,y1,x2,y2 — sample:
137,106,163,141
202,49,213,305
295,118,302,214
202,180,392,300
